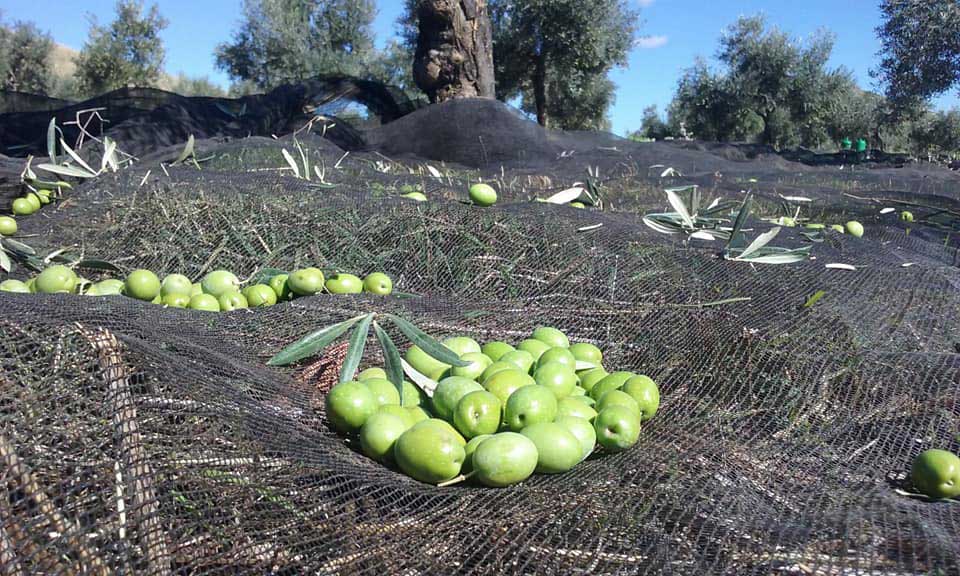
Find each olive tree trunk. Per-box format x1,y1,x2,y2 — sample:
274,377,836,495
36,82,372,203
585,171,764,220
533,52,548,127
413,0,495,103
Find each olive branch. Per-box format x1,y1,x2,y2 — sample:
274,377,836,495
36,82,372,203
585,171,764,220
643,187,812,264
268,312,469,404
32,117,132,179
642,185,741,241
722,194,812,264
0,235,36,274
0,232,119,275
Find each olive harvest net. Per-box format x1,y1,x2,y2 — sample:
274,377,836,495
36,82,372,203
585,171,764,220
0,80,959,575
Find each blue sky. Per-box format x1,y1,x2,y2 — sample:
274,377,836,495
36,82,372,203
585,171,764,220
2,0,957,134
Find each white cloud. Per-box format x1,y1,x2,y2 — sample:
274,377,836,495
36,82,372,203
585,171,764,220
635,35,668,49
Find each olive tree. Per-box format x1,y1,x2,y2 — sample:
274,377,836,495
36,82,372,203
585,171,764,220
0,20,54,94
215,0,376,89
876,0,960,108
74,0,168,96
489,0,637,128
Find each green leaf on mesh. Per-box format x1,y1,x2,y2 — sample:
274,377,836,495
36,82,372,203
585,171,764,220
77,259,121,272
23,177,68,190
1,238,36,256
267,314,366,366
373,321,404,404
386,314,469,367
339,314,373,383
803,290,826,308
727,193,753,250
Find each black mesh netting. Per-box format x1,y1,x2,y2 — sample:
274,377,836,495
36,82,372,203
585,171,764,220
1,80,959,575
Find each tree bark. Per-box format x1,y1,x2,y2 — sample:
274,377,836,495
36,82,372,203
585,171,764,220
413,0,495,103
533,52,547,127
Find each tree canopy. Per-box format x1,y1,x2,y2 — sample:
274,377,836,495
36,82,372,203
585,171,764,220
0,19,54,94
488,0,637,130
74,0,167,97
215,0,377,90
876,0,960,108
667,16,856,148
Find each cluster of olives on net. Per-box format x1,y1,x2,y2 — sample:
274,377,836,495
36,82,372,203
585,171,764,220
325,326,660,487
0,265,394,312
9,188,57,217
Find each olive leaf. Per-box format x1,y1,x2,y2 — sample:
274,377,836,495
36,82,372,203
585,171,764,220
664,187,694,228
701,199,740,216
46,117,57,164
59,138,97,176
727,193,754,250
174,134,196,165
2,238,36,256
803,290,826,308
825,263,857,271
401,358,438,398
386,314,469,367
339,314,373,383
267,314,366,366
543,187,585,204
23,177,69,190
736,227,781,260
35,163,96,179
642,214,684,235
101,137,118,172
373,321,404,403
732,248,810,264
281,148,301,178
76,258,121,272
0,248,11,273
